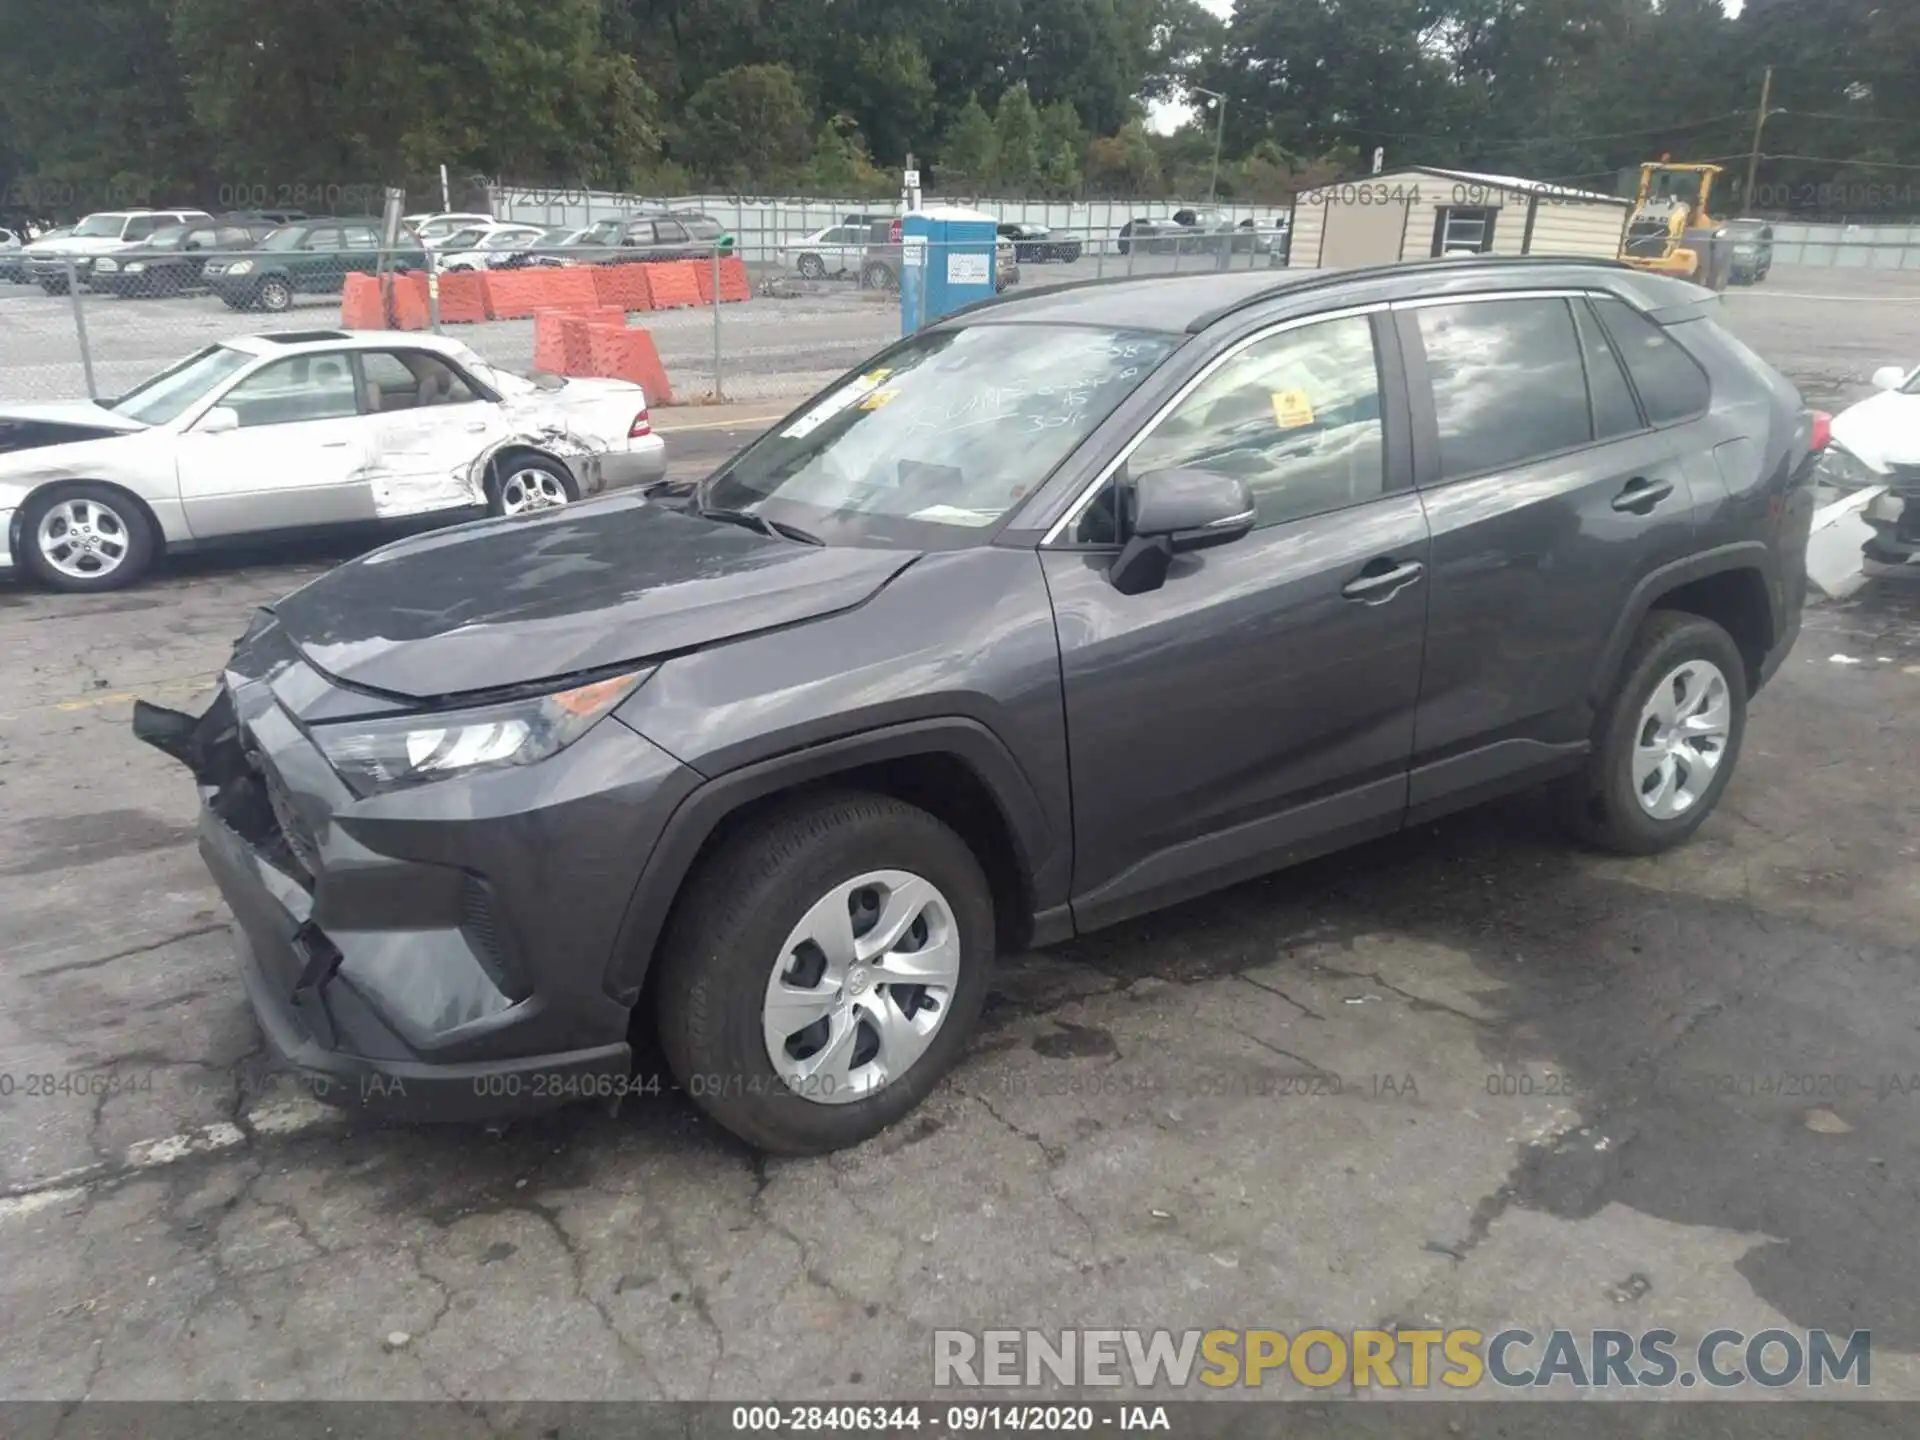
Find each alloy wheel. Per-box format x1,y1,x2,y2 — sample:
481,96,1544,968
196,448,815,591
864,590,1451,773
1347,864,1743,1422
37,497,131,581
762,870,962,1105
1632,659,1731,820
497,467,569,515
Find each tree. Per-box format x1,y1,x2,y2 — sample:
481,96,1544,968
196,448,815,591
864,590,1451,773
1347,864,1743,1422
993,84,1041,191
803,119,892,195
1084,118,1161,196
1036,99,1087,194
939,94,998,192
676,62,813,187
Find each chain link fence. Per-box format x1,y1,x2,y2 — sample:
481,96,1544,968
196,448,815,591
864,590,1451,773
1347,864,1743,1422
2,207,1917,415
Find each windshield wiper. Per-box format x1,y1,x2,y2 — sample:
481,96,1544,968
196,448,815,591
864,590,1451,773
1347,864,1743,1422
697,504,824,546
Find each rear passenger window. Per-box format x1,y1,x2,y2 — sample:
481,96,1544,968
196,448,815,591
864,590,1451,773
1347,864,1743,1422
1573,299,1643,440
1591,296,1710,425
1414,298,1590,481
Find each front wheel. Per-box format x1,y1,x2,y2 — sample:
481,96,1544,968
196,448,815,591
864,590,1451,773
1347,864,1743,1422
20,483,156,592
1558,611,1747,855
861,262,898,292
487,455,577,516
796,253,827,280
656,792,994,1154
256,276,294,312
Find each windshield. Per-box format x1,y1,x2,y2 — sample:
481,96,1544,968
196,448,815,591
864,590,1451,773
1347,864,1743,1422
107,345,255,425
702,324,1179,545
441,227,489,249
1902,368,1920,397
536,227,577,244
73,214,132,238
143,225,190,250
260,227,306,250
483,231,536,249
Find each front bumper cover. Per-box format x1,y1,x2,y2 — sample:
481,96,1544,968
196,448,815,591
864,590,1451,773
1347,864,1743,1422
133,629,701,1119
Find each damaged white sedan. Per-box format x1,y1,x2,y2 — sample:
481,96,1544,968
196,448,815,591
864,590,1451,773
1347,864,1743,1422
0,330,665,591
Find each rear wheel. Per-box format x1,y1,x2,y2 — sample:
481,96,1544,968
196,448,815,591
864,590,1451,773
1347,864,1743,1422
487,455,577,516
796,253,827,280
1559,611,1747,854
20,484,156,593
861,262,898,292
656,792,994,1154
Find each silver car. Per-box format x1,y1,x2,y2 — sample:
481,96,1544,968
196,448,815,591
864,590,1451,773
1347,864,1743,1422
0,331,666,592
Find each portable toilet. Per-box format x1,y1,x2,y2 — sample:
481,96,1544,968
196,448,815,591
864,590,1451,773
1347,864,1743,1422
900,206,998,335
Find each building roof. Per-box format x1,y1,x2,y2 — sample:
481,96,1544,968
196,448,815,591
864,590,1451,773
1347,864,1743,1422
1303,166,1631,207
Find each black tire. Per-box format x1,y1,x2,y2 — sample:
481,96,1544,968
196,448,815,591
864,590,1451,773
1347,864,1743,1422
1558,611,1748,855
38,278,67,296
485,454,578,517
861,262,897,292
796,253,826,280
18,483,157,593
257,276,294,312
656,791,995,1154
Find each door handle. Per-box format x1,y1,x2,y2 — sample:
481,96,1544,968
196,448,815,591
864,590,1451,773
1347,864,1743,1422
463,422,489,433
1341,558,1425,603
318,441,351,449
1611,477,1675,514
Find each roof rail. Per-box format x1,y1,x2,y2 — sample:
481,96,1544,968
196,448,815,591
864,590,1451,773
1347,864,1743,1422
938,265,1235,324
1186,254,1636,332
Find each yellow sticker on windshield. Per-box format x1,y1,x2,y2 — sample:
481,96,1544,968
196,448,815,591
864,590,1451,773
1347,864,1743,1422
860,369,893,387
859,387,899,411
1271,390,1315,428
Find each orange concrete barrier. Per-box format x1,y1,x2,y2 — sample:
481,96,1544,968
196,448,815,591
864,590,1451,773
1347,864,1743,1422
340,272,383,329
587,325,675,404
536,266,602,312
643,260,703,309
718,256,750,303
392,271,431,331
485,268,548,320
591,263,655,312
436,269,493,324
533,307,624,374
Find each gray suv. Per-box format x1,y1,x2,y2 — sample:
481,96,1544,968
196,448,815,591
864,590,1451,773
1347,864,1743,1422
137,257,1820,1154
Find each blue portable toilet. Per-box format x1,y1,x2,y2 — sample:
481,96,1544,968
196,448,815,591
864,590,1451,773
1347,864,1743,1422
900,206,998,335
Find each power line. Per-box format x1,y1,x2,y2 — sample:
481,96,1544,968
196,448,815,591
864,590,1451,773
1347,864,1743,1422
1343,110,1749,150
1760,153,1920,173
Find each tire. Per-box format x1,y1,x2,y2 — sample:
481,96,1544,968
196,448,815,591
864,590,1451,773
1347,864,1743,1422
257,276,294,312
656,791,995,1154
486,454,578,517
862,262,898,292
38,278,67,296
19,483,156,593
796,253,827,280
1558,611,1747,855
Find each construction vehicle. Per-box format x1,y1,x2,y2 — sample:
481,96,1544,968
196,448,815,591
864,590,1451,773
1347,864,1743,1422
1619,160,1732,289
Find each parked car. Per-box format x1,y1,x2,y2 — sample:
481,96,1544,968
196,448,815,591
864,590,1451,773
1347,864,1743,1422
780,223,872,280
0,226,22,282
492,226,592,270
0,331,665,592
996,222,1082,264
437,223,552,271
1116,211,1244,257
567,211,736,265
406,212,497,247
859,223,1016,294
1722,218,1774,285
1237,216,1292,258
133,257,1817,1153
90,215,286,297
24,209,214,293
202,218,429,312
1818,360,1919,564
996,235,1020,290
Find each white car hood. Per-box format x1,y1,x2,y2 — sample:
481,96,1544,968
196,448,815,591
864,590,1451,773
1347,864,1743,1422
0,400,147,433
25,236,134,256
1831,388,1920,471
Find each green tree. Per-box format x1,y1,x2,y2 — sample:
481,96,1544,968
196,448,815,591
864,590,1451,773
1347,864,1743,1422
1084,118,1162,196
993,84,1041,190
1036,100,1087,194
802,119,893,195
938,94,999,192
676,62,814,187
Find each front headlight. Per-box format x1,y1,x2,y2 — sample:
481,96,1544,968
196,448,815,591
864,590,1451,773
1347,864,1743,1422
1815,444,1885,494
312,669,650,795
226,259,254,275
95,258,120,272
124,261,146,273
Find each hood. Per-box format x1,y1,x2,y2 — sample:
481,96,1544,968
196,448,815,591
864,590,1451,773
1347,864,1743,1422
26,236,133,255
0,402,146,456
1832,389,1920,471
0,400,145,431
266,493,923,700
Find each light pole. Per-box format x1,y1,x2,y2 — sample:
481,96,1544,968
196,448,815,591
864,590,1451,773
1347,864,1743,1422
1193,86,1229,206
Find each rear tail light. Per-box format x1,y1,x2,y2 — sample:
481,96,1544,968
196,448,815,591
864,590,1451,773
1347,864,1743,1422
629,409,651,439
888,218,902,243
1810,410,1831,452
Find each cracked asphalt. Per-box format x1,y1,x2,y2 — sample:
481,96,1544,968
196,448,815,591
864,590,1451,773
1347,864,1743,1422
4,273,1920,1411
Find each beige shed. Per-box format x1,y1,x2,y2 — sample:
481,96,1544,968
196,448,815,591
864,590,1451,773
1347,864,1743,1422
1288,167,1632,269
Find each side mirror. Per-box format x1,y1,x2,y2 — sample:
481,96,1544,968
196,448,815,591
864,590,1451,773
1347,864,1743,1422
1109,468,1257,596
1871,366,1910,392
198,406,239,435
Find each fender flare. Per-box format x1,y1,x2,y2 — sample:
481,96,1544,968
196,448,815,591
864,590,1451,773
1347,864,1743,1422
1587,542,1778,707
603,717,1061,1000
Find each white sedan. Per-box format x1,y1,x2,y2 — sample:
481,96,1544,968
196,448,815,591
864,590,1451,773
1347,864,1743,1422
0,331,666,592
437,223,551,271
777,224,873,280
1819,361,1920,565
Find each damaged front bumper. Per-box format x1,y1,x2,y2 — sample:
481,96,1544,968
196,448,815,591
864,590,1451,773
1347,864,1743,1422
133,623,698,1119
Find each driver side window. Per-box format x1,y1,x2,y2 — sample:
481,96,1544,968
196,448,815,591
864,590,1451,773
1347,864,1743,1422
1126,315,1386,531
219,355,359,428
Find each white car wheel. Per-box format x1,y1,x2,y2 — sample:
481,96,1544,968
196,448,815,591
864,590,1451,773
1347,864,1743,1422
489,458,577,517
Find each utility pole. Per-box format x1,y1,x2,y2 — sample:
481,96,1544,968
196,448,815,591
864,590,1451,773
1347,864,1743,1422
1193,87,1229,206
1742,66,1775,215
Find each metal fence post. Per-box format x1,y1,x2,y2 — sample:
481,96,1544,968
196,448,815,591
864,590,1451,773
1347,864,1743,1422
712,244,725,401
66,257,97,399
